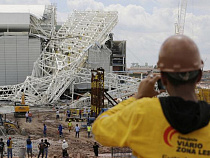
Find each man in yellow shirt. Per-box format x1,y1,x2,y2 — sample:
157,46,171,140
87,124,92,138
92,35,210,158
68,120,72,133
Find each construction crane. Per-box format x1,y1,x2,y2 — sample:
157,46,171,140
175,0,188,34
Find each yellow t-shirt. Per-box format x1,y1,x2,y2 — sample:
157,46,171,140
93,97,210,158
87,126,91,132
68,122,72,127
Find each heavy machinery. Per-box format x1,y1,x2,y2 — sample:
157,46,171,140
14,102,29,117
0,113,20,135
14,93,29,118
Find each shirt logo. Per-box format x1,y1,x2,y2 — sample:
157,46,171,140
163,126,177,147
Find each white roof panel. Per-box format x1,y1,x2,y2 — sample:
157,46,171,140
0,13,30,29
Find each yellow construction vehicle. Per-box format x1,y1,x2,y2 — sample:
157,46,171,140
14,102,29,118
0,113,20,135
3,121,20,135
14,93,29,118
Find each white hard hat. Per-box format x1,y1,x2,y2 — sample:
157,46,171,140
63,140,66,143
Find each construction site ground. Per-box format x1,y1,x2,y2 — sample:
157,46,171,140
2,107,112,158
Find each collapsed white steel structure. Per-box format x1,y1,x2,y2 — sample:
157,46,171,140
0,7,140,106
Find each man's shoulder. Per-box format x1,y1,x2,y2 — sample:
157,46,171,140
134,97,160,108
126,97,162,116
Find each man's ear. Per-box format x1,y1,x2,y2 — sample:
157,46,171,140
161,72,167,86
196,69,202,83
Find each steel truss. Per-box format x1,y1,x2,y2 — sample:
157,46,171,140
1,10,141,106
30,5,57,38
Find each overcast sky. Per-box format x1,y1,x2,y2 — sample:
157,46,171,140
0,0,210,70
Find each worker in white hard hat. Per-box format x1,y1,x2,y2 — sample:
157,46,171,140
62,139,68,157
92,35,210,158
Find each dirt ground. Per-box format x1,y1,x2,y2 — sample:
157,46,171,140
4,107,112,158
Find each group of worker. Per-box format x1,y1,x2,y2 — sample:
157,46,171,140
0,137,12,158
25,111,32,123
55,108,92,138
37,139,51,158
0,136,73,158
0,136,99,158
57,120,92,138
0,136,51,158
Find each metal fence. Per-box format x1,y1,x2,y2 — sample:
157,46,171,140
111,147,133,158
